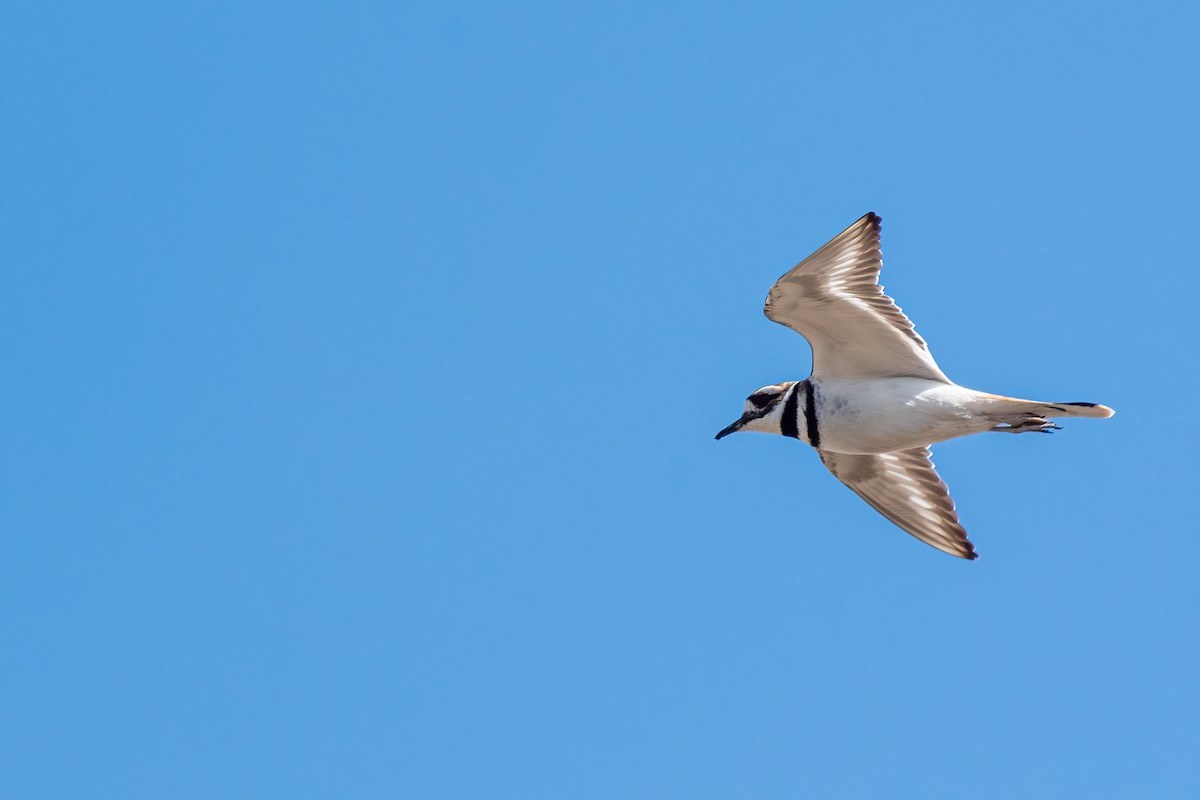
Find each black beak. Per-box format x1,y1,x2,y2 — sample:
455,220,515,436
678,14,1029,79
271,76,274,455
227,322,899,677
714,413,752,441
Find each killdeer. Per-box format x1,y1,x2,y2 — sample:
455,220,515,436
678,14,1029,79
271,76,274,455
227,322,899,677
715,213,1113,559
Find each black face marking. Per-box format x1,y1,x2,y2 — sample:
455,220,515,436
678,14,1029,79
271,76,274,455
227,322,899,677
803,382,821,449
781,385,800,439
748,391,777,410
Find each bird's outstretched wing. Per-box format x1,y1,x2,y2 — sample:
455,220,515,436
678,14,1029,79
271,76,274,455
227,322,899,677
818,447,977,559
764,213,949,382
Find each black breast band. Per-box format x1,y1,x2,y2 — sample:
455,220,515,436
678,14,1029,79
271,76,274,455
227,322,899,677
781,385,800,439
802,382,820,449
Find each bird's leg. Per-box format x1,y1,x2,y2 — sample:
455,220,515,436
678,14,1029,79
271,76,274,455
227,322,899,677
989,415,1062,434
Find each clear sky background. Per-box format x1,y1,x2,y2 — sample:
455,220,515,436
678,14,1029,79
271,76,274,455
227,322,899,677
4,2,1198,798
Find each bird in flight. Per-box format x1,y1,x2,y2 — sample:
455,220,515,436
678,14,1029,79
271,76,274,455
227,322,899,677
715,212,1113,559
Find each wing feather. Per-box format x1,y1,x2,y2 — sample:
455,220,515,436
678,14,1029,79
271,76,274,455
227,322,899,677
764,213,949,382
819,447,977,559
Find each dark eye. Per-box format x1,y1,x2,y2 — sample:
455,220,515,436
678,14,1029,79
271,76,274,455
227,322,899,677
748,392,775,409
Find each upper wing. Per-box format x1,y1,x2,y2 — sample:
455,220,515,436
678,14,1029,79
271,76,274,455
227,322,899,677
764,213,950,382
818,447,977,560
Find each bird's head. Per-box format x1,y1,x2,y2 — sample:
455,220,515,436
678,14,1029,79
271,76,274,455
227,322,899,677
714,382,796,440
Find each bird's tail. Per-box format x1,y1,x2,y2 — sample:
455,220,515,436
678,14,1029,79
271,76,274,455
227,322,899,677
991,396,1115,419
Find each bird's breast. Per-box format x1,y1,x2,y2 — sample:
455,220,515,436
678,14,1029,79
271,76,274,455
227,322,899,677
811,378,985,454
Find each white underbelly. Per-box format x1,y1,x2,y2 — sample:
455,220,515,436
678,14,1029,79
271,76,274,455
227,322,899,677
813,378,992,454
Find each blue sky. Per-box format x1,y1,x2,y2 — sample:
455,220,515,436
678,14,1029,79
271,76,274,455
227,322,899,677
3,2,1198,797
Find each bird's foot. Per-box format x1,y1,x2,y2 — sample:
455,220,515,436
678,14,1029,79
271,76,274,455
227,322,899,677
990,415,1061,434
